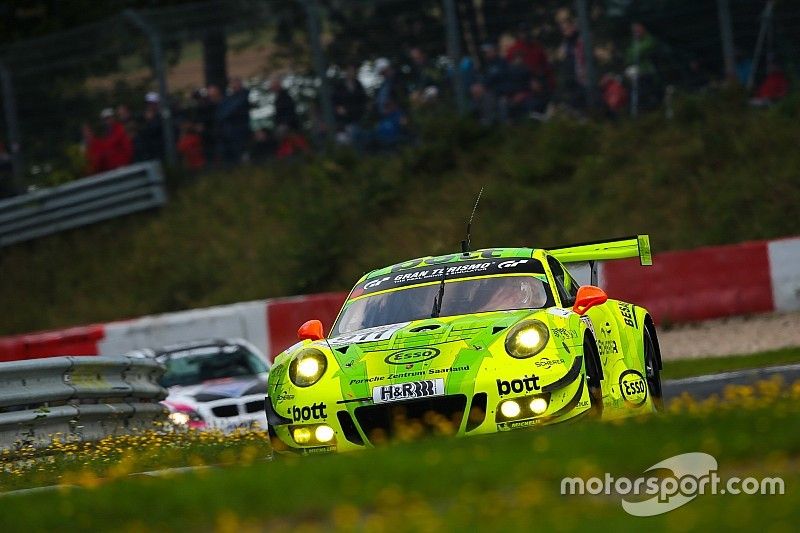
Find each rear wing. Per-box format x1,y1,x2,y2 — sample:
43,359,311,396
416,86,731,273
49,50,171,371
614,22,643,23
548,235,652,266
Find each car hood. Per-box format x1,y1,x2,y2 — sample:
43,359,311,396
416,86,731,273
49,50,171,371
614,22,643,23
167,374,268,404
273,308,583,400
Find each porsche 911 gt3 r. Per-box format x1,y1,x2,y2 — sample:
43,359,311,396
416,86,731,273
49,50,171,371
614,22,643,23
266,236,662,453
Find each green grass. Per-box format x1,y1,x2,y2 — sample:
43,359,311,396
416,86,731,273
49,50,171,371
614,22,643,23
663,347,800,380
1,388,798,531
2,91,800,335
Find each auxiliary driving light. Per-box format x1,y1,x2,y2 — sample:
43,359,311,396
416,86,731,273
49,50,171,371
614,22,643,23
505,320,550,359
289,348,328,387
500,400,521,418
314,424,335,443
293,427,313,444
529,397,549,415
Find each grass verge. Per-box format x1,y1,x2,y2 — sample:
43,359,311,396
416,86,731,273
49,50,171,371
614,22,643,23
1,380,798,531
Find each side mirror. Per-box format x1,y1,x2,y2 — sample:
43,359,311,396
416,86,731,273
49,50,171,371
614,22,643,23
572,285,608,315
297,319,324,341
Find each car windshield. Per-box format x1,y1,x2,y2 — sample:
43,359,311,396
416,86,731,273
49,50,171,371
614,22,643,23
158,345,269,388
332,275,553,336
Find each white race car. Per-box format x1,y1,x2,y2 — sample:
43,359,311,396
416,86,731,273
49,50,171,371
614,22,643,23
129,339,270,432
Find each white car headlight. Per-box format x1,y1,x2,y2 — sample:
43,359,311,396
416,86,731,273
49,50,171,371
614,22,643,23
505,319,550,359
289,348,328,387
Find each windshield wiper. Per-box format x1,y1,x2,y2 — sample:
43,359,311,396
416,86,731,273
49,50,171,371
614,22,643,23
431,267,447,318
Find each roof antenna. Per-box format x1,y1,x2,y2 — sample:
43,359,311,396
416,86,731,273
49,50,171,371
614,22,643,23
461,187,483,255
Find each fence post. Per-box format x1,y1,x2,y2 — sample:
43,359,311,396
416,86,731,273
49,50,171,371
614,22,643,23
443,0,467,115
716,0,736,82
747,0,775,91
123,9,177,166
302,0,335,140
574,0,598,111
0,62,23,190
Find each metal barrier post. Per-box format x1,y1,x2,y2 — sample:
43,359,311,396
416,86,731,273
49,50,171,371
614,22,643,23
716,0,737,82
0,61,23,189
123,9,178,166
443,0,467,115
575,0,598,111
303,0,335,139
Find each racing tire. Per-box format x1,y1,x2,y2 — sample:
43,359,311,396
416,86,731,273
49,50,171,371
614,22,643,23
644,328,664,412
583,336,604,417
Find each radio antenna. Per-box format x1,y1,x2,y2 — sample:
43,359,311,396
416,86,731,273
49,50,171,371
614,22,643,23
461,187,483,255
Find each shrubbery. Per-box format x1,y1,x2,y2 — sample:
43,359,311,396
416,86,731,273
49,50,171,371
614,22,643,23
2,92,799,334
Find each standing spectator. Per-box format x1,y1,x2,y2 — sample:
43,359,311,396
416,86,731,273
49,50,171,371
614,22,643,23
480,43,510,98
505,23,554,91
506,50,533,121
600,73,628,118
195,86,221,164
251,128,278,162
271,75,299,131
625,22,664,111
406,47,441,106
83,108,134,174
275,125,310,159
752,62,790,105
374,58,405,119
135,92,165,162
215,77,252,164
468,81,498,126
177,121,206,171
555,11,587,110
332,63,368,144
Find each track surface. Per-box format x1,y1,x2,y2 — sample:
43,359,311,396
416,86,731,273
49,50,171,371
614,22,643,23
663,363,800,400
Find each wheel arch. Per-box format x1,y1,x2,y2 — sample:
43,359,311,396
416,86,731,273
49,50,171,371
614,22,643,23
643,314,663,371
582,329,604,383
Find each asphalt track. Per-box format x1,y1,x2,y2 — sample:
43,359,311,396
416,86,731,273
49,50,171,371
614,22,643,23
663,363,800,400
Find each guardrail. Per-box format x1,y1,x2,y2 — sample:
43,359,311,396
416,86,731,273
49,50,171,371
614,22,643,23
0,161,167,247
0,355,168,452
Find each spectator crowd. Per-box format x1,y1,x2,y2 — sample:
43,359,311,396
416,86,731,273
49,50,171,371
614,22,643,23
77,9,793,177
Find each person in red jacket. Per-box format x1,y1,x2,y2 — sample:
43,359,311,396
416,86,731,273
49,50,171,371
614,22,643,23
84,108,134,174
755,63,790,102
177,121,206,171
505,23,554,91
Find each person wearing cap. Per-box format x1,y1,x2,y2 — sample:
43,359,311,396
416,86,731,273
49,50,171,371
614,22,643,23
135,91,165,161
83,108,133,174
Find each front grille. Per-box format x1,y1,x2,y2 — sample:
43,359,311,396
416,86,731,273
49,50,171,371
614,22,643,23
354,395,467,444
211,404,240,418
245,400,264,414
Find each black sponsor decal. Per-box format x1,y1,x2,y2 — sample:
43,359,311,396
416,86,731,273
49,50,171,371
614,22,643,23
384,347,441,366
618,303,636,328
551,327,578,340
376,380,435,402
619,369,647,406
497,375,541,396
598,339,618,355
290,402,328,422
534,357,564,369
275,391,295,402
427,365,469,375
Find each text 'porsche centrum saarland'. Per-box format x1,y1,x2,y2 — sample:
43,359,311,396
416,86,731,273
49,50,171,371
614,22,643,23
267,236,662,454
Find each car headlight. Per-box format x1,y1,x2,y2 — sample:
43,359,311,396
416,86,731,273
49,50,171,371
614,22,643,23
288,348,328,387
505,319,549,359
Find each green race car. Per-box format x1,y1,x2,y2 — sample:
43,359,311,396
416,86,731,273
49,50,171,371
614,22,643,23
266,236,662,453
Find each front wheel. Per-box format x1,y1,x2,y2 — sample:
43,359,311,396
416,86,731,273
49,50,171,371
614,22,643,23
583,337,604,417
644,328,663,412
